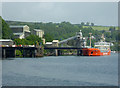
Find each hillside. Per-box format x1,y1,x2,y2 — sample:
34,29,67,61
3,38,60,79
6,21,118,42
6,21,93,39
83,26,118,31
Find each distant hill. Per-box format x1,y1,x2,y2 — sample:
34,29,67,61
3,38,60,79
83,26,118,31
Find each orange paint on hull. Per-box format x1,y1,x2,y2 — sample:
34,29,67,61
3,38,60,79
81,48,111,56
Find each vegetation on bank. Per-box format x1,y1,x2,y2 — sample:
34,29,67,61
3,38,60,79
14,35,43,45
0,16,14,39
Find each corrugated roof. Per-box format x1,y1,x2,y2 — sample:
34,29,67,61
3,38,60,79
13,33,23,35
52,40,59,43
46,42,52,44
10,25,24,28
33,29,44,32
0,39,13,42
10,25,28,28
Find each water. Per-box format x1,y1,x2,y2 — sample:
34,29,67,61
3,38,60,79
2,53,118,86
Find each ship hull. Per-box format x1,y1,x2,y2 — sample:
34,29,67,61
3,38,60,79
81,48,111,56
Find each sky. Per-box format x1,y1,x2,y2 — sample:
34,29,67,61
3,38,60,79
2,2,118,26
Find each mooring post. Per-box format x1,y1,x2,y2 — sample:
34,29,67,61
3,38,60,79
77,49,82,56
3,48,6,58
23,49,25,57
32,49,35,58
55,49,58,56
58,50,60,56
58,50,62,56
14,49,16,58
41,46,44,56
34,49,37,57
77,50,80,56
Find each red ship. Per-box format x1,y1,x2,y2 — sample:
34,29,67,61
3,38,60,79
81,34,111,56
81,48,111,56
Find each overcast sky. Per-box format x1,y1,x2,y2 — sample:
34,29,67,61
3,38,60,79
2,2,118,26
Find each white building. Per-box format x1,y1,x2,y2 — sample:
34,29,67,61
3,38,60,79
32,29,44,38
45,40,59,47
0,39,13,45
52,40,59,47
45,42,52,47
10,25,30,39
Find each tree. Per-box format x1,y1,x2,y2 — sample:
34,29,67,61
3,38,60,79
14,38,30,45
109,26,115,32
44,33,53,42
86,22,90,26
0,17,1,39
14,35,43,45
26,35,43,45
1,16,14,39
81,22,85,26
91,23,94,26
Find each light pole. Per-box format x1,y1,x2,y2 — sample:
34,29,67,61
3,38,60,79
89,33,92,48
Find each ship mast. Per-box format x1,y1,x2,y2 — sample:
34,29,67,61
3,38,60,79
89,33,92,48
101,34,105,42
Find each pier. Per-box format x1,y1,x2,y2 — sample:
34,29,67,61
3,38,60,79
1,46,84,58
1,30,86,58
2,47,37,58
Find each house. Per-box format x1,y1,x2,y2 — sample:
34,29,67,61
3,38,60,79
45,40,59,47
45,42,52,47
10,25,31,39
32,29,44,38
0,39,13,45
52,40,59,47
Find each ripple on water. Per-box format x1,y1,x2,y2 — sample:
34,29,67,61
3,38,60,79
2,53,118,86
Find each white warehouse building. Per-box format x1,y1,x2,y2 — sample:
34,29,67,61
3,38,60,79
10,25,31,39
32,29,44,38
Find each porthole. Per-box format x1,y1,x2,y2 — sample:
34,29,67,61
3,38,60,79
91,52,93,54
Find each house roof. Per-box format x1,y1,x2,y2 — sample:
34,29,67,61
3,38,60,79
10,25,24,28
45,42,52,45
10,25,28,28
13,33,23,36
0,39,13,42
52,40,59,43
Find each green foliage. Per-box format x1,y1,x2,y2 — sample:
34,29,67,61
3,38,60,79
110,42,119,51
109,26,115,31
83,26,117,31
85,22,90,26
14,35,43,45
14,38,29,45
1,16,14,39
16,50,22,57
0,17,1,39
26,35,43,45
44,33,53,42
91,23,94,26
86,38,96,47
81,22,85,26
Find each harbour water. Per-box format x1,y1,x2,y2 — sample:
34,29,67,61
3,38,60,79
2,53,118,86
